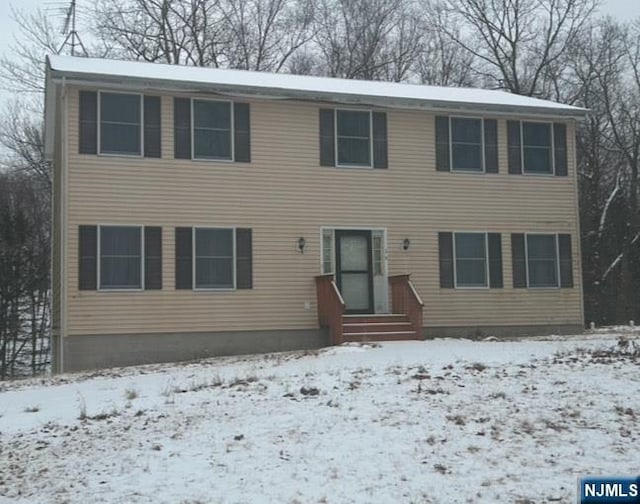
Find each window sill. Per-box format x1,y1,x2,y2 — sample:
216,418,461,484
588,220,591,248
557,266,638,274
191,157,235,163
192,288,236,292
335,164,375,170
97,152,143,159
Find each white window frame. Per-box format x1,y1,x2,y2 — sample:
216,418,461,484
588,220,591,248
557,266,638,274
192,226,237,291
452,231,490,289
520,120,555,176
524,233,561,289
335,108,374,169
321,228,335,274
449,116,485,173
97,90,144,158
97,224,145,292
191,98,235,162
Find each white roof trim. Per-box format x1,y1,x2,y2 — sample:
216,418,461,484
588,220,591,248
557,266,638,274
46,55,587,118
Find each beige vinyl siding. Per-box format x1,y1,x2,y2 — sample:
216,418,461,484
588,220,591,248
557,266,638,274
63,87,582,336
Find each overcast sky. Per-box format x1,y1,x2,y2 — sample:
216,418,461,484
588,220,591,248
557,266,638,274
0,0,638,107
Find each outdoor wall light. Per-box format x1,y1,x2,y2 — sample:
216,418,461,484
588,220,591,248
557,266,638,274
298,237,306,253
403,238,411,251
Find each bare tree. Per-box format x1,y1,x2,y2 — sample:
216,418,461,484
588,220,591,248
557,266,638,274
416,3,476,86
221,0,316,71
313,0,420,80
435,0,599,97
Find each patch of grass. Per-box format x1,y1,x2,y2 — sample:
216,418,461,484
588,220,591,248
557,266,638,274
125,388,139,400
77,394,87,420
85,408,119,421
519,420,536,435
446,414,466,426
466,362,487,372
24,405,40,413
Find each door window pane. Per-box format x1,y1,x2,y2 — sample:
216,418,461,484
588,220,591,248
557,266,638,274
100,93,141,155
454,233,487,287
195,228,234,288
340,235,368,270
336,110,371,166
451,118,483,171
527,234,558,287
193,100,232,159
522,122,553,174
100,226,141,289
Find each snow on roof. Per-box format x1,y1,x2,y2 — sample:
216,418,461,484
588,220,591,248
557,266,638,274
46,55,586,117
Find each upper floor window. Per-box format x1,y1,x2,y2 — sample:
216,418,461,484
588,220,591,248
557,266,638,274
508,120,568,176
336,110,371,167
450,118,483,172
79,91,161,158
522,122,552,174
99,92,142,156
174,98,250,163
319,108,388,169
435,116,498,173
192,100,233,160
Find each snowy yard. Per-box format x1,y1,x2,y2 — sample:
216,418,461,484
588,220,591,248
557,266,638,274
1,330,639,504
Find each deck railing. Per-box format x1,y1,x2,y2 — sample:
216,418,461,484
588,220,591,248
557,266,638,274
315,274,346,345
389,274,424,337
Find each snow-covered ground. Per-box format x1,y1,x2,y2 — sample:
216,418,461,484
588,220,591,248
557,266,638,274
1,329,639,503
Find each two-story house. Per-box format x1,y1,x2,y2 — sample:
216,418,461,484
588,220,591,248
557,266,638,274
44,55,587,373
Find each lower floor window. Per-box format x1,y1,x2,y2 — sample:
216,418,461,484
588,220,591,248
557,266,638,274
454,232,488,287
99,225,142,289
195,228,234,289
526,234,558,287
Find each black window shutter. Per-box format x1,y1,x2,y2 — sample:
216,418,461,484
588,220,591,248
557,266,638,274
319,109,335,166
372,112,388,169
507,121,522,174
144,226,162,289
143,96,162,158
79,91,97,154
511,233,527,288
488,233,503,288
175,227,192,289
558,234,573,288
554,123,568,176
234,102,251,162
438,232,454,288
484,119,499,173
435,116,450,171
78,225,97,290
174,98,191,159
236,228,253,289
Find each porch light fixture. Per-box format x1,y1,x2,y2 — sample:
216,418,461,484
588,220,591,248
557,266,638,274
298,237,306,253
403,238,410,251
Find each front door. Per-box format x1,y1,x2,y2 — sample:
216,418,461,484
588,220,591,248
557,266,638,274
335,230,374,314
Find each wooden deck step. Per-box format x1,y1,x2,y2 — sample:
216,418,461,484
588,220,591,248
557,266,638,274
341,313,420,342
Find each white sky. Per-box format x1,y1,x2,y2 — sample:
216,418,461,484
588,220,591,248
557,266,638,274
0,0,637,109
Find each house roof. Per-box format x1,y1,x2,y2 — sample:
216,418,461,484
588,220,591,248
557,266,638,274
46,55,587,119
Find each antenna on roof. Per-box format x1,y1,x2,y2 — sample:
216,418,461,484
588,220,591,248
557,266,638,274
57,0,88,56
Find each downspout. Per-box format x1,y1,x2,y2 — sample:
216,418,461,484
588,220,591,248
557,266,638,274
572,118,585,327
59,76,68,373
